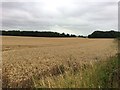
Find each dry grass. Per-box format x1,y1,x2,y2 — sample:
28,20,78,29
2,36,117,88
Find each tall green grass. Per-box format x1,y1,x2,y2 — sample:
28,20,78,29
32,55,119,88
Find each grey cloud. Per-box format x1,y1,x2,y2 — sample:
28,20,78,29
1,0,118,35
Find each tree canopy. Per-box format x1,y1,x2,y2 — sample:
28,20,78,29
1,30,78,37
88,31,120,38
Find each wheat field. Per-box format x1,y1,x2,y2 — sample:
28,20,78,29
2,36,117,88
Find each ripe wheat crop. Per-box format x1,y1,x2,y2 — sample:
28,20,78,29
2,36,117,88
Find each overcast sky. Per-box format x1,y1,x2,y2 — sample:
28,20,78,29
0,0,119,35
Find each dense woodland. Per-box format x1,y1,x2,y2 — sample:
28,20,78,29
1,30,79,37
1,30,120,38
88,31,120,38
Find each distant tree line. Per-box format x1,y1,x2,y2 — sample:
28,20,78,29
2,30,119,38
88,31,120,38
1,30,81,37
